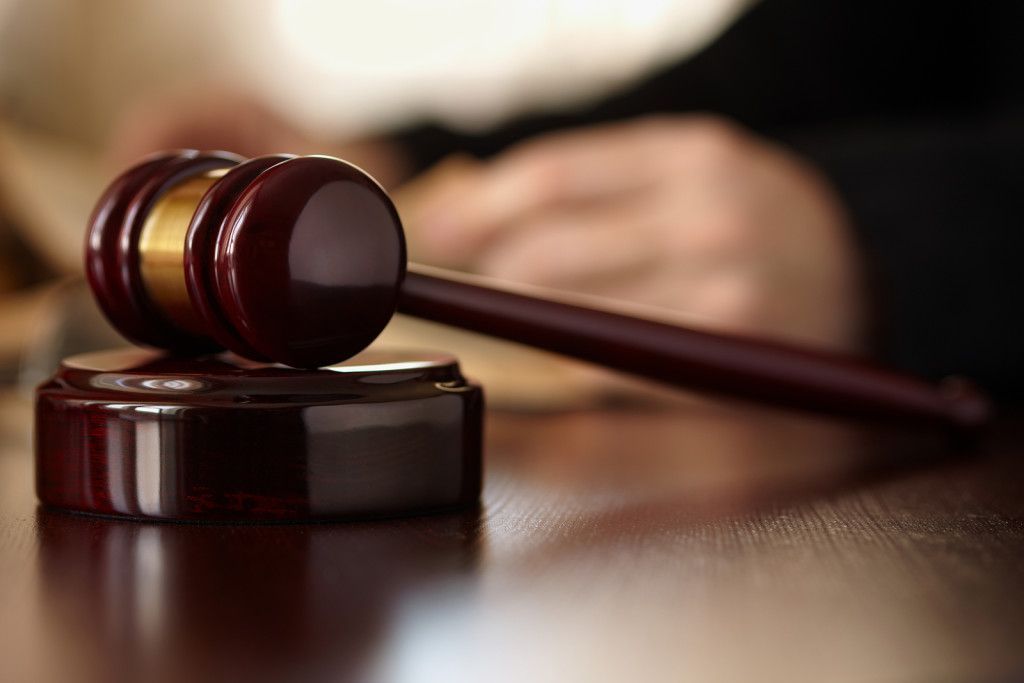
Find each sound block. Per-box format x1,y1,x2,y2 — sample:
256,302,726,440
35,348,483,522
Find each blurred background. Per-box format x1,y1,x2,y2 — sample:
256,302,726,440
0,0,749,140
0,0,1021,404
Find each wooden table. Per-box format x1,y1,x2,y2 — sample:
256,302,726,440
1,390,1022,682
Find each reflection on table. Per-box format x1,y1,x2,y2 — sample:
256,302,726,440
2,390,1022,682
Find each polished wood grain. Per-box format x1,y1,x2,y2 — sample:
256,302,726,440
3,390,1024,682
35,349,482,521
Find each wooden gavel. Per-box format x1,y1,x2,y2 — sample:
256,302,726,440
85,150,990,429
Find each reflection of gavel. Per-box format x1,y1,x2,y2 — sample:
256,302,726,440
86,150,990,429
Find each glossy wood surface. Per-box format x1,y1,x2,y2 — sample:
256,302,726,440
85,151,243,351
211,156,406,368
35,349,482,521
184,154,294,360
86,151,989,428
6,387,1024,682
400,268,990,428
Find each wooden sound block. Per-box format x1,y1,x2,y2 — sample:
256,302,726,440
35,348,483,522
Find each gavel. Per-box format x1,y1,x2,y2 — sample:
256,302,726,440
85,150,990,429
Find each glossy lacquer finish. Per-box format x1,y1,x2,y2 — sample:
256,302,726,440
213,156,405,369
36,348,482,522
184,154,295,361
85,150,244,352
399,270,992,429
82,150,991,429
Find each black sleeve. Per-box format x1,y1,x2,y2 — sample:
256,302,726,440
391,0,1024,397
780,114,1024,397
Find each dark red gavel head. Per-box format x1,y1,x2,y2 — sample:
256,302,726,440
85,151,406,368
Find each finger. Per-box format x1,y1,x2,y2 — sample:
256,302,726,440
414,122,674,259
394,155,486,267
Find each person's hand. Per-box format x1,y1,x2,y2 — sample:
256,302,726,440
107,86,315,168
399,116,865,351
106,85,408,187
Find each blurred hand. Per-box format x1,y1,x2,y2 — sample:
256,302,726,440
106,86,407,186
107,87,314,167
400,116,865,351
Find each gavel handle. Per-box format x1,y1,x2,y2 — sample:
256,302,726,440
398,265,990,429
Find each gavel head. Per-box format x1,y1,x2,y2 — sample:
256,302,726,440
85,151,406,368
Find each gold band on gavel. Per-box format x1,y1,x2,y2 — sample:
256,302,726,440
138,169,227,335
